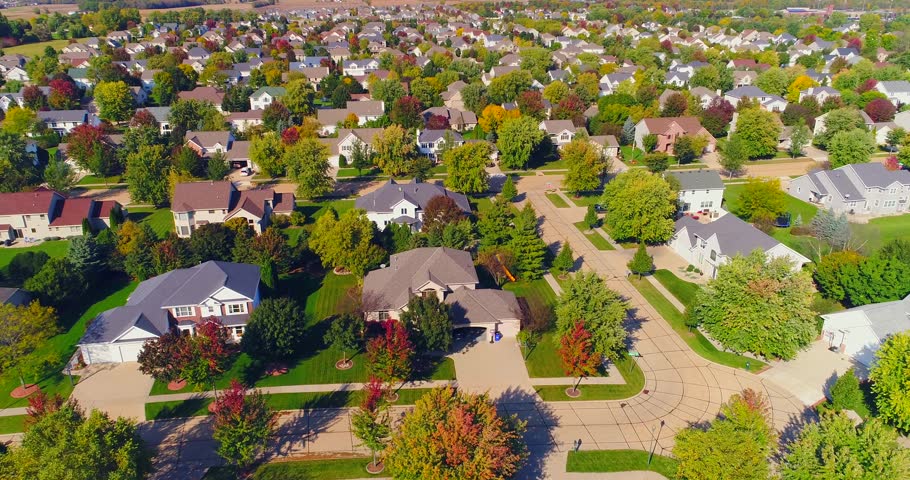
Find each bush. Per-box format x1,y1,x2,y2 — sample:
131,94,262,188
269,214,291,229
289,210,306,226
829,368,863,411
7,251,50,284
790,225,813,236
338,154,348,167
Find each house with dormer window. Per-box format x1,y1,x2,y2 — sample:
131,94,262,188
171,181,295,237
250,86,286,110
539,120,578,147
355,179,470,231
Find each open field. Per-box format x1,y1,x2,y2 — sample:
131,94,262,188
3,38,70,56
0,4,79,20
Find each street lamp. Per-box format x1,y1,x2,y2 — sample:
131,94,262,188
648,420,665,466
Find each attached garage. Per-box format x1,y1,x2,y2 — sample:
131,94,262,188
446,289,522,339
80,340,148,364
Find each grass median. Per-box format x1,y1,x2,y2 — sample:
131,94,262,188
573,222,615,250
567,449,678,478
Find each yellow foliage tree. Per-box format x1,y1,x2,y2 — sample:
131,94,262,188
787,75,818,103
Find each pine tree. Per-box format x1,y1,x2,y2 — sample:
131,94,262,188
509,203,546,280
501,175,518,202
627,244,653,278
583,204,599,229
260,258,278,290
552,242,574,275
621,116,635,145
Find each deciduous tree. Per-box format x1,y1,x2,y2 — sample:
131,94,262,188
558,321,602,394
0,301,58,388
828,128,875,168
43,155,77,193
390,95,423,130
94,81,133,121
351,377,391,470
600,169,676,243
242,298,306,361
323,313,365,367
497,116,546,170
309,208,385,276
627,244,653,279
211,380,276,470
400,295,452,353
284,137,333,199
735,177,786,223
366,320,413,387
443,142,490,194
137,329,185,384
373,125,415,176
177,318,233,389
125,144,169,206
556,272,628,359
563,138,608,194
735,108,781,159
870,332,910,432
249,132,286,178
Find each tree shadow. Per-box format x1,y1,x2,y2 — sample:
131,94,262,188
496,386,559,480
620,306,647,351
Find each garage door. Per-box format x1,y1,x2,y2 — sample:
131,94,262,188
117,342,145,362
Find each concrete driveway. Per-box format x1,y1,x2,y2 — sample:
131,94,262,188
760,340,866,405
71,362,154,421
452,333,534,399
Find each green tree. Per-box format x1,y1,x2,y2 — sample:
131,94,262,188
719,133,747,177
67,235,105,275
369,78,406,108
125,144,169,206
781,411,910,480
563,138,608,194
500,175,518,201
443,142,490,194
583,204,599,229
211,380,276,470
735,177,786,223
814,108,865,149
496,116,546,170
552,242,574,275
249,132,286,178
828,367,864,412
643,152,670,173
814,250,865,302
206,151,229,181
351,378,391,470
488,70,533,104
555,272,628,359
0,401,151,479
349,139,372,175
323,313,365,367
385,387,527,479
693,251,816,360
151,70,176,106
755,67,789,96
460,83,488,115
284,138,333,199
2,107,40,136
309,208,385,277
627,244,653,279
94,81,134,121
373,125,415,176
789,121,811,158
0,301,58,388
0,129,40,192
43,155,76,193
283,79,315,117
400,295,452,353
600,169,676,243
509,203,546,280
24,258,85,307
6,251,49,284
870,332,910,431
735,108,781,159
828,128,875,168
241,297,306,361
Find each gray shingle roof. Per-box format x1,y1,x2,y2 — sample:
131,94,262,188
445,288,521,326
355,179,470,214
849,162,910,188
668,170,724,190
363,247,478,311
828,295,910,339
675,213,779,257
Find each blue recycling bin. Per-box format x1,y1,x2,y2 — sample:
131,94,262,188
494,331,503,342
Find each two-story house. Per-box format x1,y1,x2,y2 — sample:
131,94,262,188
185,131,233,157
417,129,465,159
788,163,910,216
78,261,261,363
355,179,470,231
668,170,725,214
634,117,716,155
724,86,788,112
539,120,579,147
316,100,385,134
341,59,379,77
319,128,383,168
171,181,295,237
874,81,910,107
38,110,100,135
249,86,286,111
0,189,122,241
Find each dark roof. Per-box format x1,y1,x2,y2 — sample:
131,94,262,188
162,261,260,306
355,179,470,214
0,189,62,215
445,288,520,326
0,288,30,307
172,181,235,212
675,214,779,257
668,170,725,190
849,162,910,188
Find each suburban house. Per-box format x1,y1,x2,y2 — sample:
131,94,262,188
249,86,286,110
668,170,725,214
0,189,122,241
317,100,385,134
341,58,379,77
78,261,261,364
319,128,383,168
421,106,478,132
355,179,470,231
669,212,811,278
362,247,521,341
0,288,30,307
813,109,875,137
820,294,910,366
634,117,716,155
874,80,910,106
38,110,100,135
588,135,620,158
723,86,788,112
142,107,172,135
798,86,841,104
171,181,295,237
787,163,910,216
539,120,579,147
178,87,225,112
417,129,465,159
185,131,233,157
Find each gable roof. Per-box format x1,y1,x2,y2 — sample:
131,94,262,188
825,295,910,339
355,179,470,214
668,170,724,190
640,116,707,136
675,213,779,257
171,181,235,212
445,288,521,326
363,247,478,311
0,189,62,215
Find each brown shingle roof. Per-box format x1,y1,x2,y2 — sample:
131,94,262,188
172,181,235,212
0,189,62,216
641,116,707,136
49,198,93,226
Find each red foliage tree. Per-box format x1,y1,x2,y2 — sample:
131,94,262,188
425,114,451,130
803,34,817,44
25,391,64,427
865,98,896,122
390,95,423,130
65,124,115,174
361,375,386,413
661,92,688,117
847,37,862,51
516,90,545,119
211,379,276,469
700,97,736,137
366,320,414,387
130,109,158,129
856,78,878,94
281,126,299,145
660,39,673,52
48,79,80,110
137,329,186,384
176,318,234,389
885,155,900,171
553,94,586,127
558,321,602,394
22,85,47,110
421,194,465,234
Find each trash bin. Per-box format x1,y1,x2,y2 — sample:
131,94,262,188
494,331,502,342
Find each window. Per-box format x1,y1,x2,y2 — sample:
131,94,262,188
179,226,190,236
174,306,194,317
208,210,215,214
874,200,880,207
378,311,390,320
176,213,188,221
227,303,247,315
401,208,407,214
207,305,215,314
884,200,896,208
710,250,717,261
889,188,897,194
700,201,713,208
234,327,244,337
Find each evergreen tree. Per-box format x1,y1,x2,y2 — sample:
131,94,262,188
501,175,518,202
620,116,635,145
509,203,546,280
583,204,599,229
627,244,653,278
552,242,574,275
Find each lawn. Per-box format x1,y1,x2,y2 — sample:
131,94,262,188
852,213,910,252
147,388,435,420
573,222,615,250
0,240,70,272
0,415,27,434
128,207,174,239
0,278,137,409
336,167,380,178
620,146,644,165
629,276,766,372
546,192,570,208
568,192,602,207
297,199,356,222
469,195,494,213
566,449,679,478
150,272,455,396
502,278,557,306
652,270,701,307
77,175,123,185
205,457,375,480
4,39,69,56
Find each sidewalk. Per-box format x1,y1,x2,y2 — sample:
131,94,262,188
643,275,686,312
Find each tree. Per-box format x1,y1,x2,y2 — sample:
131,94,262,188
814,108,865,149
556,272,628,359
0,401,151,479
249,132,286,178
553,94,586,126
283,79,315,117
693,251,816,360
125,144,169,206
93,81,133,121
828,129,875,168
643,152,670,173
488,70,533,104
756,67,789,96
516,90,545,120
627,244,653,279
552,242,574,276
0,129,39,192
497,116,546,170
211,380,276,470
67,235,105,275
137,329,185,384
583,204,599,230
206,151,229,181
781,411,910,480
600,169,676,243
241,298,306,362
674,390,776,480
6,251,50,284
813,250,864,302
559,321,602,395
2,107,40,136
349,139,372,175
43,155,76,193
400,295,452,353
788,121,811,158
62,124,117,177
122,223,158,280
384,387,527,478
563,138,608,194
661,92,688,117
478,104,510,137
177,318,233,389
810,209,853,252
284,138,333,199
390,95,423,130
501,175,518,201
24,258,85,307
309,208,385,276
864,98,896,122
22,85,47,110
828,367,864,412
366,320,413,387
735,108,781,159
509,203,546,280
885,127,905,152
443,142,490,194
543,80,570,104
735,177,786,223
352,377,391,470
421,195,466,235
0,301,57,388
151,70,176,106
48,78,80,110
371,78,406,108
373,125,415,176
870,332,910,431
323,313,365,367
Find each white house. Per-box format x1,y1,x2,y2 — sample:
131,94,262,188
249,86,286,111
355,179,471,231
820,295,910,366
417,129,464,159
874,81,910,107
341,59,379,77
539,120,578,147
668,170,725,213
787,163,910,216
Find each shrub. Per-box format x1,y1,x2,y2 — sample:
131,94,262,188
269,214,291,228
289,210,306,226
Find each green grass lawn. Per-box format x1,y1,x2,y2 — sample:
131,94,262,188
336,167,380,178
568,192,602,207
469,195,495,213
0,278,137,409
629,276,766,372
0,240,70,272
573,222,615,250
724,183,820,257
297,199,356,222
534,355,644,401
620,146,644,165
0,415,27,434
205,457,376,480
546,192,570,208
567,449,679,478
852,214,910,252
4,39,70,57
502,278,557,306
652,270,701,307
77,175,123,185
127,207,174,240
